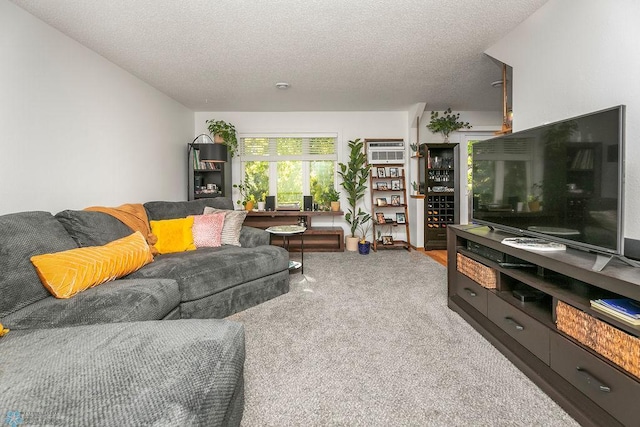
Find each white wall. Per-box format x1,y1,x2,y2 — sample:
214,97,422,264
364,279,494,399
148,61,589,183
486,0,640,240
0,0,194,215
194,111,408,238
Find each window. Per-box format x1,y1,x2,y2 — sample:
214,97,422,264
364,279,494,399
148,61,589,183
239,135,338,208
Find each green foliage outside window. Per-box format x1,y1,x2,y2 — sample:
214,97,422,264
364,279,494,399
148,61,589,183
240,136,336,208
244,161,269,201
310,161,335,209
277,161,303,204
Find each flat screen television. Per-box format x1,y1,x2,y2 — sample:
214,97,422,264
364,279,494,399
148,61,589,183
472,105,625,258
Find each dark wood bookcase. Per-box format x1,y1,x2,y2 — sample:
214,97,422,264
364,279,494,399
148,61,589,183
187,144,232,200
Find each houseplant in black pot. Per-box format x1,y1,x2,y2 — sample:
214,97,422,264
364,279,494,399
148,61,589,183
338,138,372,251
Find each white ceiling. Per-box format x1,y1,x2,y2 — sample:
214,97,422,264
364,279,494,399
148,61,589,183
10,0,548,112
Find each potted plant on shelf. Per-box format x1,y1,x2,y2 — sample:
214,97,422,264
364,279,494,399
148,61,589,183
233,180,256,211
206,119,238,157
327,187,341,212
338,138,372,251
411,181,419,195
426,108,471,143
357,216,372,255
410,142,419,157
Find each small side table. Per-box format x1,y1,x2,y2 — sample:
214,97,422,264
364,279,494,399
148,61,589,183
266,225,306,274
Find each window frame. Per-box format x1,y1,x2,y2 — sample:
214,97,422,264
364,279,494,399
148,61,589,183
237,133,339,204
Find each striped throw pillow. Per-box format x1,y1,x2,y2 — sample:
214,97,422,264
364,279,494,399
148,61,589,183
202,207,247,246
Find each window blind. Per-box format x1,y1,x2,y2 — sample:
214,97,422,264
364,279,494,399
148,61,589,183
239,135,337,161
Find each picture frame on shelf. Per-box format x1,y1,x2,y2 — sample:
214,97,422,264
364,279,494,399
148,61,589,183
382,235,394,245
396,212,406,224
376,197,388,207
391,195,401,206
389,168,398,177
377,182,388,190
377,167,386,178
391,180,400,190
376,212,386,224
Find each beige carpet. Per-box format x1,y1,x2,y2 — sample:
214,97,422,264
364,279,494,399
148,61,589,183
230,251,578,426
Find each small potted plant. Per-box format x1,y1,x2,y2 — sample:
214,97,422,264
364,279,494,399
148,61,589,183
410,142,419,157
327,187,341,212
233,181,256,211
357,216,372,255
426,108,471,143
411,181,419,195
206,119,238,157
257,192,267,211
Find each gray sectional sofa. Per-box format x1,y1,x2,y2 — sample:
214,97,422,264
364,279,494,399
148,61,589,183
0,197,290,426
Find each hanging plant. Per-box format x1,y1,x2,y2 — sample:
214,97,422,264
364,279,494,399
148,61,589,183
206,119,238,157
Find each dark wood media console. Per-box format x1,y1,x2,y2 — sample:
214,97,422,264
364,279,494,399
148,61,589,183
447,224,640,427
245,210,344,252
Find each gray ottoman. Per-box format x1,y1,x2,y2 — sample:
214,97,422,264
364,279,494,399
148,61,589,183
0,319,245,426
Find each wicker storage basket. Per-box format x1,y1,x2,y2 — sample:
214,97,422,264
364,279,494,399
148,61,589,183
556,301,640,379
456,253,497,289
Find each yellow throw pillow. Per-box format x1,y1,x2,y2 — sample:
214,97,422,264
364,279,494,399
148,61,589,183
150,217,196,254
30,231,153,299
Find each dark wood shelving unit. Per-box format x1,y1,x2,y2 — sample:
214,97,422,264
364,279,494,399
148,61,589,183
244,210,345,252
369,164,410,251
420,143,460,250
187,144,231,200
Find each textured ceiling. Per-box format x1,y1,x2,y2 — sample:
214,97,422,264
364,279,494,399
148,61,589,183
10,0,548,112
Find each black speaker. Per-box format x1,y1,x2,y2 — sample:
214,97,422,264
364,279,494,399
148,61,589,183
303,195,313,211
265,196,276,211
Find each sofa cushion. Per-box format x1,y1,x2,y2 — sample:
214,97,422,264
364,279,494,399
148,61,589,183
150,217,197,254
55,209,132,247
191,213,226,248
0,319,245,426
30,231,154,299
127,245,289,302
2,278,180,330
144,198,233,221
0,211,79,318
203,207,247,247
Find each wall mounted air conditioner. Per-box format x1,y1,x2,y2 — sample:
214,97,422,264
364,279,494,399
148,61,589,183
366,140,405,164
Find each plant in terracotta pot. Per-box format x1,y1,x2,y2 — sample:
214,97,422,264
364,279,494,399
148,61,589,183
337,138,371,251
206,119,238,157
327,187,341,212
426,108,471,143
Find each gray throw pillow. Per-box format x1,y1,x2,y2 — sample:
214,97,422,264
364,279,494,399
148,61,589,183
203,207,247,246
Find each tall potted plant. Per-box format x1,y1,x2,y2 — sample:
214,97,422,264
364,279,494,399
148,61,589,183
426,108,471,143
206,119,238,157
338,138,372,251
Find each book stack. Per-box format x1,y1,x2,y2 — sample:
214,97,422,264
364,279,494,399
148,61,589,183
590,298,640,326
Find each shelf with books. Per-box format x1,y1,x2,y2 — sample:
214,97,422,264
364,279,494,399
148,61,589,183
188,144,229,200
